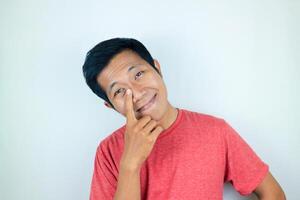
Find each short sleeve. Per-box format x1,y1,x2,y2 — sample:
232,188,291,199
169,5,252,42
89,143,117,200
222,119,269,196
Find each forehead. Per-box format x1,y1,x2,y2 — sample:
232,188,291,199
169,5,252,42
97,50,147,91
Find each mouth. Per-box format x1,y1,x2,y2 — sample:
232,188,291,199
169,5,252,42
137,93,157,113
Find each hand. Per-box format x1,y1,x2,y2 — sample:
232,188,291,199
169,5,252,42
120,89,164,171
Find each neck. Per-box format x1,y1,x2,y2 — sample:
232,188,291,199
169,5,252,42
158,102,178,130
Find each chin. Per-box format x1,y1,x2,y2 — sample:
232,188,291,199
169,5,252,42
148,106,168,121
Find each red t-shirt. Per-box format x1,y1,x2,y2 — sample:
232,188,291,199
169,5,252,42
90,108,269,199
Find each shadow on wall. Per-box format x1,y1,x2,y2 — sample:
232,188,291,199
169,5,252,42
223,183,258,200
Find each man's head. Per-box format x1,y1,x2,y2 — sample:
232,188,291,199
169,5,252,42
82,38,171,120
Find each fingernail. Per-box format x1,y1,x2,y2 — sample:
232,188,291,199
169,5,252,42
126,89,131,95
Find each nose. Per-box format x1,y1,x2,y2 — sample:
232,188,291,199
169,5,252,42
130,86,146,104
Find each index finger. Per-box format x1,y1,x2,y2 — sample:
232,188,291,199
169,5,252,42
125,89,137,124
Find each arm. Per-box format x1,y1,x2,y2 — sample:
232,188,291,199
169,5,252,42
253,171,286,200
113,163,141,200
221,119,285,198
113,89,163,200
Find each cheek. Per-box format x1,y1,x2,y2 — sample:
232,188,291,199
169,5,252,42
113,98,126,114
152,77,166,93
146,73,164,88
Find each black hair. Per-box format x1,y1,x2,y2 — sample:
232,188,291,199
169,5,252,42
82,37,160,109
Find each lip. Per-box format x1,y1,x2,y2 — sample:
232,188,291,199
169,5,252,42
137,94,157,113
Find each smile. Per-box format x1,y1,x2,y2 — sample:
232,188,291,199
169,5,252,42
137,93,157,113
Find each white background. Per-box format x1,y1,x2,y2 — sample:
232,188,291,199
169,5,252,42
1,0,299,199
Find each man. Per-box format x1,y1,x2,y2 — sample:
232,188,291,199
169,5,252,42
82,38,286,200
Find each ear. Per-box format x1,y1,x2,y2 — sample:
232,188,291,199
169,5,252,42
104,101,113,109
153,59,162,77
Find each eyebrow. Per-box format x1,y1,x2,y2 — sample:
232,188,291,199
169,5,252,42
108,65,137,95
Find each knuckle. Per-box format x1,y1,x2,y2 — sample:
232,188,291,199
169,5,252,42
146,136,154,143
157,126,163,131
141,130,147,135
132,125,139,133
125,123,131,130
151,120,157,126
144,115,151,121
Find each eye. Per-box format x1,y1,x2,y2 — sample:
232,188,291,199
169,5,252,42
135,71,144,80
114,88,125,97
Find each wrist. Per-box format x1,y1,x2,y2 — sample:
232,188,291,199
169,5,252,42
120,159,141,172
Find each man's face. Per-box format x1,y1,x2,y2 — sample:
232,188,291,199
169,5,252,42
97,49,169,121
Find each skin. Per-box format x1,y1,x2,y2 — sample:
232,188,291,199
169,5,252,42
97,49,178,129
112,88,164,200
98,49,178,200
254,172,286,199
96,49,286,199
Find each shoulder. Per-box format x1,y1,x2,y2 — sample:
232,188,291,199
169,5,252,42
97,125,126,154
178,108,231,145
180,108,226,128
